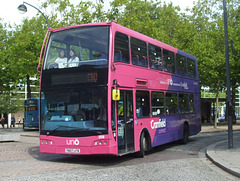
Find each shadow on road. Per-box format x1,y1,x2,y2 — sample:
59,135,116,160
27,137,198,167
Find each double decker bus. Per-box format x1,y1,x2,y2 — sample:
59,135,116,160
24,98,39,130
39,21,201,157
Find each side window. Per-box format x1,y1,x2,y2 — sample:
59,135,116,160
149,44,163,71
114,32,129,63
151,92,164,116
163,49,175,73
131,37,148,67
179,94,189,114
165,92,178,115
187,58,196,78
189,94,195,113
176,54,186,76
136,91,150,118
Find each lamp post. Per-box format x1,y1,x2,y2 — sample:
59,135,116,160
223,0,233,149
17,1,50,29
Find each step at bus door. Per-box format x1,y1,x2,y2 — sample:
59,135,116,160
117,90,134,154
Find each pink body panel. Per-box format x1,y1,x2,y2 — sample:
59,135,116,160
40,134,117,155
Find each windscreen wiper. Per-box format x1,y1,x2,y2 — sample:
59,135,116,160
71,128,103,135
46,125,79,135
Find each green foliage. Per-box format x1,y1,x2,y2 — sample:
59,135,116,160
108,0,182,45
42,0,107,27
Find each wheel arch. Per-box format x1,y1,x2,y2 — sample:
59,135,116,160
139,127,151,151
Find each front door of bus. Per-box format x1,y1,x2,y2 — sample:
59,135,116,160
117,90,134,154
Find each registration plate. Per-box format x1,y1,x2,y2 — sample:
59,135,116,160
65,148,80,153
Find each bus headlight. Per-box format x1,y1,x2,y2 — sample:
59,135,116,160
41,139,53,145
93,140,108,146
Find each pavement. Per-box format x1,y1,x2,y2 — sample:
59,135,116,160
202,123,240,178
0,123,240,178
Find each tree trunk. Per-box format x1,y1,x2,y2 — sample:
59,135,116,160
214,80,220,128
26,74,31,99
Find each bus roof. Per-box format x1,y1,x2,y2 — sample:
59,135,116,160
50,22,111,32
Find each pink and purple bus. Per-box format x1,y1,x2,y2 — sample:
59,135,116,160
38,21,201,157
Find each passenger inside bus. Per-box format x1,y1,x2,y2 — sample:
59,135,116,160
75,104,86,121
136,106,143,117
114,50,122,62
49,49,80,69
139,56,147,66
68,49,80,67
97,99,106,121
51,49,68,69
132,54,139,65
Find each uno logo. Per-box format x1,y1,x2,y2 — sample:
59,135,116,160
66,139,80,145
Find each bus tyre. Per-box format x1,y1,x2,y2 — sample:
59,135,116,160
135,132,147,158
181,124,189,144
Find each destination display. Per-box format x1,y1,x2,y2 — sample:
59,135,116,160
51,72,98,85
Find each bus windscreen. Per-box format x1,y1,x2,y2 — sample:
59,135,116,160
43,26,109,70
40,87,108,137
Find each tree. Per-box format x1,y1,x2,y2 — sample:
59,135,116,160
41,0,106,28
187,0,240,125
7,16,46,99
108,0,182,45
0,20,20,114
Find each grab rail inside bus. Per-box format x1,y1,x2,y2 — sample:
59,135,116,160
37,29,51,73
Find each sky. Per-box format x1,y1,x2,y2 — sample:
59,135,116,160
0,0,195,26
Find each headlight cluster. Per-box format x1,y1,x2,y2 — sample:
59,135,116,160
94,140,108,146
41,140,53,145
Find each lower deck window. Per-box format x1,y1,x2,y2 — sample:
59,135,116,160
136,91,150,118
165,92,178,115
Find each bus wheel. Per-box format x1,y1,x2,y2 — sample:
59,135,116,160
135,132,147,158
181,124,189,144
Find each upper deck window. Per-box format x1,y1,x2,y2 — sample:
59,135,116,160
114,32,130,63
187,58,196,78
176,54,186,76
149,44,163,71
43,26,109,70
163,49,175,73
131,37,148,67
